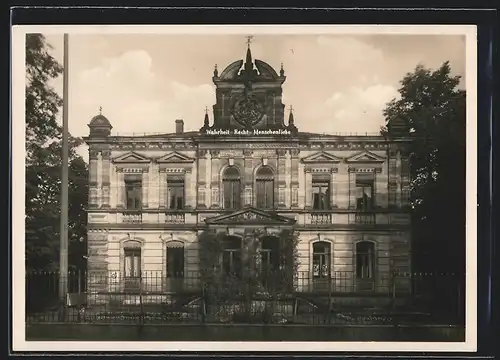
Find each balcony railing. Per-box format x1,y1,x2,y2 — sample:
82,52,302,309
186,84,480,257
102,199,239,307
349,213,376,225
310,213,332,225
165,213,185,224
122,212,142,223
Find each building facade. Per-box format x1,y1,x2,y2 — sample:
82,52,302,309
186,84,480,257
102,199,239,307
84,46,412,296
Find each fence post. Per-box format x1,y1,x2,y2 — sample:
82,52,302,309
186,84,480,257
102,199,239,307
201,282,206,323
58,272,67,322
77,269,81,322
327,276,332,324
457,277,462,324
139,272,144,328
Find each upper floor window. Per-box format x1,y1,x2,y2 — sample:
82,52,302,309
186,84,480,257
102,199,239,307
222,167,241,209
256,166,274,209
355,173,374,211
312,175,331,210
125,179,142,210
167,176,185,210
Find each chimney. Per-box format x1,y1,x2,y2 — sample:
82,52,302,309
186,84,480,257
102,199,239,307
175,119,184,134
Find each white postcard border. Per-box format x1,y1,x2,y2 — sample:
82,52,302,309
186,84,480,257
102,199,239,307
12,24,478,352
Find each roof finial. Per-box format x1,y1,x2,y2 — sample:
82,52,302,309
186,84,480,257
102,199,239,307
280,62,285,76
203,106,210,127
288,105,297,132
246,35,253,48
244,36,254,74
213,64,218,77
99,106,102,115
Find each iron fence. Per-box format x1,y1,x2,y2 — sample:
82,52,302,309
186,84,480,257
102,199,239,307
25,271,464,326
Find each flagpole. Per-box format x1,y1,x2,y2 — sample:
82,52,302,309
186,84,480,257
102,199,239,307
59,33,69,301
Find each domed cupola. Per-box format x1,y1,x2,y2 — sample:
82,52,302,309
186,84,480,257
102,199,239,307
210,36,288,131
88,107,112,137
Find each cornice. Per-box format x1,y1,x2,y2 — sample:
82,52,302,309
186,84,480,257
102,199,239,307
85,135,409,152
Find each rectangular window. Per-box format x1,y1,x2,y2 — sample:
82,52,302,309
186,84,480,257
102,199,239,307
356,242,375,279
261,239,280,274
125,179,142,210
166,247,184,278
124,248,141,277
223,179,241,209
256,179,274,209
355,174,375,211
167,178,185,210
124,248,141,291
312,179,330,210
222,250,242,277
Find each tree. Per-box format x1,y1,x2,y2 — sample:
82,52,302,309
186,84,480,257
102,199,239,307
25,34,88,271
382,62,466,274
198,229,299,323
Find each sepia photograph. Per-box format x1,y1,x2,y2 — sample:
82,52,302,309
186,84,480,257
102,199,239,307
12,25,477,352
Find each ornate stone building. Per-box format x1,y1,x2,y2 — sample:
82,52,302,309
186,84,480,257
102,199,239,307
84,45,412,296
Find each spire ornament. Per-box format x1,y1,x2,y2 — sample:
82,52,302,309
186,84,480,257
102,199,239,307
287,104,297,133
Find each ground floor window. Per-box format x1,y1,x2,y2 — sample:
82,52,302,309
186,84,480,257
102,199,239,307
356,241,375,279
222,236,242,277
312,241,331,278
124,247,141,291
166,243,184,278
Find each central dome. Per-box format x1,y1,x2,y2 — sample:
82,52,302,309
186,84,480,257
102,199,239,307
217,47,282,82
208,43,289,131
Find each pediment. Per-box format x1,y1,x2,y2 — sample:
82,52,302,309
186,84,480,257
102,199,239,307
345,150,386,163
112,151,151,164
204,207,296,225
301,151,342,164
156,151,195,164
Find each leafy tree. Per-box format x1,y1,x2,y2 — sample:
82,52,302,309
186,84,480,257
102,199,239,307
382,62,466,274
198,229,299,323
25,34,88,271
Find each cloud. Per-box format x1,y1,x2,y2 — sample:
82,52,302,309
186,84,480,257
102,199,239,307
307,84,400,134
62,50,215,160
278,36,397,134
40,34,465,162
69,49,213,132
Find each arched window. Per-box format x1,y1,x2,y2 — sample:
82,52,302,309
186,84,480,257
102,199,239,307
222,167,241,209
222,236,242,277
312,241,331,278
256,166,274,209
356,241,375,279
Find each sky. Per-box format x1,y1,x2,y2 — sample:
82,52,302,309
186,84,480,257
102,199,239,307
41,33,466,161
